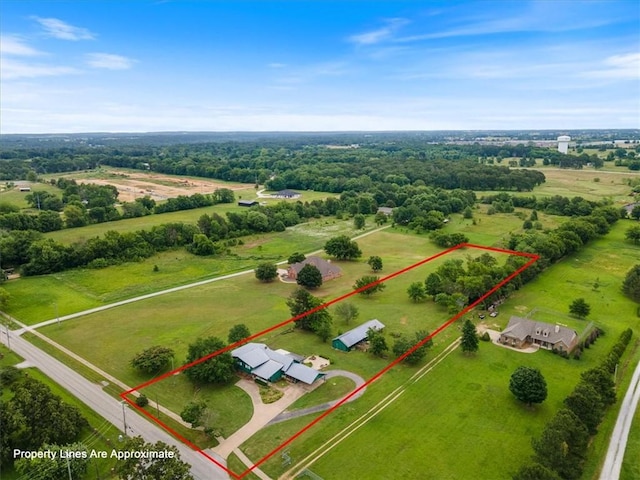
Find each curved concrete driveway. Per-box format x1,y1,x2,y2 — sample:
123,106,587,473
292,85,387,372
268,370,366,425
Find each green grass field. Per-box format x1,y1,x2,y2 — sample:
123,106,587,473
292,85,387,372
477,166,637,205
236,220,640,479
3,217,376,324
11,203,640,478
0,182,63,210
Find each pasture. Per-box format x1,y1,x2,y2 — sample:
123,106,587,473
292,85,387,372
3,217,374,324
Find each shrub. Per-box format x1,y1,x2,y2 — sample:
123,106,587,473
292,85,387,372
136,395,149,407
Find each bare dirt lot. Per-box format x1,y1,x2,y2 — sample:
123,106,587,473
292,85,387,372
60,169,254,203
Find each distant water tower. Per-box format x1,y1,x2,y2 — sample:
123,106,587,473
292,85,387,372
557,135,570,154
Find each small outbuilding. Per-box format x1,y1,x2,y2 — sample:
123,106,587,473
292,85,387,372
275,189,301,199
238,200,259,207
332,319,385,352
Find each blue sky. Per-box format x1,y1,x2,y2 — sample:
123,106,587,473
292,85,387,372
1,0,639,133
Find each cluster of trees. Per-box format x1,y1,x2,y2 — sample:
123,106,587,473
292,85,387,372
513,328,633,480
1,140,549,193
623,264,640,302
409,253,523,313
626,224,640,244
0,185,235,233
508,206,621,274
287,288,333,342
480,192,607,218
116,436,194,480
391,330,433,364
0,372,88,472
0,200,344,275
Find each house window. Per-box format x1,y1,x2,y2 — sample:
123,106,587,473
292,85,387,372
535,328,541,335
543,330,549,337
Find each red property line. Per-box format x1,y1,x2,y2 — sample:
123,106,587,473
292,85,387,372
121,243,539,479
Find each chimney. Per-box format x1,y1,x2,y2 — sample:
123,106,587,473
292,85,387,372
555,325,560,333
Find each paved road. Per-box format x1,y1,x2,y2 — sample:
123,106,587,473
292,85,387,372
268,370,366,425
0,330,229,480
600,359,640,480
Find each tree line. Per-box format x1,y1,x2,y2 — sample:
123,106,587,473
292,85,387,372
513,328,634,480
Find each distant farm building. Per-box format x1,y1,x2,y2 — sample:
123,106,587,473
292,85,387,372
231,343,325,384
18,187,31,192
332,319,385,352
624,202,640,216
275,189,301,199
238,200,259,207
499,316,578,353
557,135,571,154
287,256,342,282
377,207,394,216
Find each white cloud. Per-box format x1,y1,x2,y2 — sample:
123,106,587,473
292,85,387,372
86,53,136,70
348,18,409,45
0,35,43,56
582,53,640,79
32,17,95,41
0,58,79,80
268,62,286,68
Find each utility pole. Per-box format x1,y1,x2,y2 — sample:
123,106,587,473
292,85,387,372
4,324,10,351
121,401,128,436
56,302,60,325
66,454,73,480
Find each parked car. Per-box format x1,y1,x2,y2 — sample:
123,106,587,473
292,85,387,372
478,313,486,319
489,311,498,317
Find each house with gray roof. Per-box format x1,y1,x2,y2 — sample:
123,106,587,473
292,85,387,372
332,319,385,352
287,256,342,282
499,316,578,353
231,343,325,384
377,206,394,216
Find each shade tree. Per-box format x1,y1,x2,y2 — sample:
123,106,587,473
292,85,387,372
354,275,386,296
324,235,362,260
255,262,278,282
460,319,479,354
334,302,359,325
296,264,323,289
228,324,251,344
509,366,547,406
130,346,175,374
183,337,235,384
